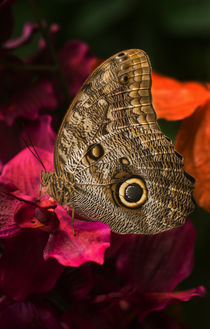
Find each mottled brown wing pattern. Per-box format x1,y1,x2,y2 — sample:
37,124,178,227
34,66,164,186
54,50,157,176
41,49,195,234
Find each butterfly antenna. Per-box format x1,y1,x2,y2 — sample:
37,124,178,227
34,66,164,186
22,135,47,172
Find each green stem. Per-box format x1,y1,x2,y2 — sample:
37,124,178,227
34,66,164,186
27,0,71,103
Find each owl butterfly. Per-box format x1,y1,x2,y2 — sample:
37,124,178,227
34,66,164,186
41,49,195,234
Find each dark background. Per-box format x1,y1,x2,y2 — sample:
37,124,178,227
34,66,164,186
12,1,210,328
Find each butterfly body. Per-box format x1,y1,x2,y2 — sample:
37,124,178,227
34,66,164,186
41,49,195,234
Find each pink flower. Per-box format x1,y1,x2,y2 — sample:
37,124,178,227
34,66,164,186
59,221,205,328
0,20,96,126
0,297,61,329
0,117,110,301
0,221,204,328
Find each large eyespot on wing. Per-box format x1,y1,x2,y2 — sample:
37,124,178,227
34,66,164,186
53,49,158,176
117,176,147,208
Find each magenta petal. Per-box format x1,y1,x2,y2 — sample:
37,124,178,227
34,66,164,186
57,40,96,95
138,286,206,322
0,148,53,197
116,220,196,292
21,115,56,152
0,229,64,300
0,120,22,164
0,299,61,329
1,80,57,126
44,206,110,266
4,23,39,50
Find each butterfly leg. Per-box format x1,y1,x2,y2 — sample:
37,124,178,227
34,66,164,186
67,207,76,236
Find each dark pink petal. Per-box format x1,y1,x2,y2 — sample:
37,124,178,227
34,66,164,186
138,286,206,322
116,220,195,292
0,80,57,126
44,206,110,266
0,115,55,164
0,229,64,300
90,285,205,326
0,0,16,8
38,23,60,49
0,183,20,237
56,264,94,300
14,201,59,232
57,40,96,96
62,287,200,329
4,23,39,50
0,120,22,164
0,148,53,198
0,299,61,329
21,115,56,152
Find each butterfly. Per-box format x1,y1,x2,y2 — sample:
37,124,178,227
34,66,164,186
41,49,195,234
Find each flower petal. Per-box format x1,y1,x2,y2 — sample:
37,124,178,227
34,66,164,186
0,229,64,300
0,80,57,126
0,119,22,164
57,40,96,96
138,286,206,322
152,72,210,120
0,148,53,198
0,115,55,165
44,206,110,266
175,101,210,212
3,23,39,50
116,220,196,292
21,115,56,153
0,299,61,329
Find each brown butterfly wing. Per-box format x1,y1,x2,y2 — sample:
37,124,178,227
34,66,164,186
53,49,195,234
54,49,157,176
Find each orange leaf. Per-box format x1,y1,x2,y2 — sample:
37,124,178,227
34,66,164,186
175,101,210,212
152,73,210,121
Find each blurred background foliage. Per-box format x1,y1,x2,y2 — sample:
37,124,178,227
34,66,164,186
11,0,210,328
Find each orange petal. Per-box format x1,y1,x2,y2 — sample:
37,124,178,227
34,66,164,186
175,101,210,212
152,72,210,120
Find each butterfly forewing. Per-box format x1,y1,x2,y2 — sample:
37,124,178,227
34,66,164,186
54,50,157,176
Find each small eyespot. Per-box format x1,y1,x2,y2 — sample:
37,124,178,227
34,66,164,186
119,157,130,165
86,144,104,162
118,52,125,57
119,75,129,84
117,177,147,208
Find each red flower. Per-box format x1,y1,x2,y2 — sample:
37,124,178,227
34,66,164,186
175,101,210,212
152,73,210,120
